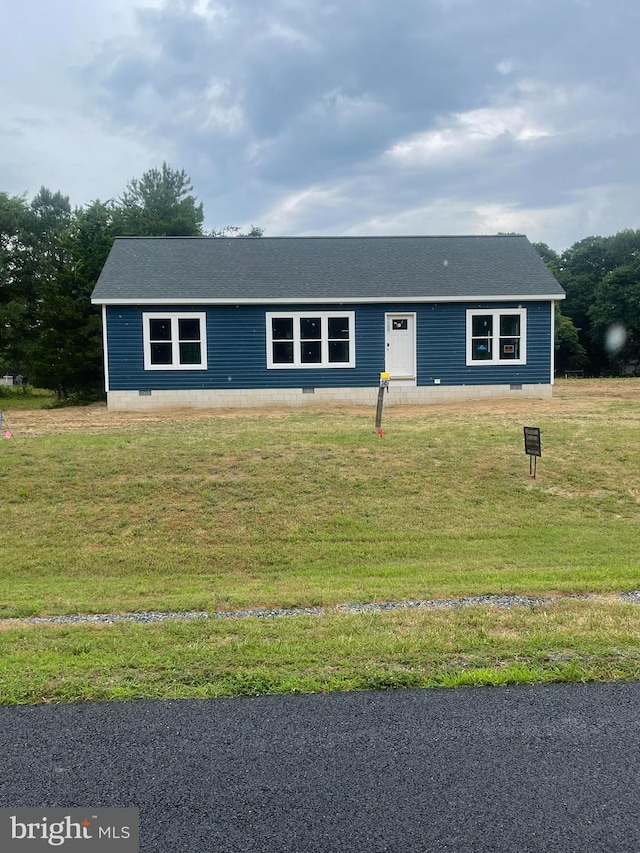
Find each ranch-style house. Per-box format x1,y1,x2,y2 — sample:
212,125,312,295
91,234,566,410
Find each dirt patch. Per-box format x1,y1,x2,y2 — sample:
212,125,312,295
2,402,292,436
3,378,639,436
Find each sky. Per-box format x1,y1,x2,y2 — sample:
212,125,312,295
1,0,639,251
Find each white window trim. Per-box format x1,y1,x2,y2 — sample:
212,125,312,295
266,311,356,369
466,308,527,366
143,311,208,370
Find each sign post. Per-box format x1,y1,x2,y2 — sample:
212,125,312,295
375,372,390,437
523,426,541,478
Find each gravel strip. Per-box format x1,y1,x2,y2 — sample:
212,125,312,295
2,591,639,626
619,590,640,603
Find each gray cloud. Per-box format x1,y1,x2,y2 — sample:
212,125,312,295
2,0,638,249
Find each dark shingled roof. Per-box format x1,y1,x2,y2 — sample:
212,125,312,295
91,235,565,303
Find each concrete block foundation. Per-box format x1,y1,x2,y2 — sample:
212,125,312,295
106,384,553,411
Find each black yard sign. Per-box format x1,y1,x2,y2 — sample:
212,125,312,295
523,427,542,457
523,426,541,478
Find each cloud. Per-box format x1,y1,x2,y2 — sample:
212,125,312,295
0,0,166,202
82,0,501,184
1,0,639,250
261,179,640,253
386,105,554,169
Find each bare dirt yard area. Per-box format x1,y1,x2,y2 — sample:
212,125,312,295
6,378,639,436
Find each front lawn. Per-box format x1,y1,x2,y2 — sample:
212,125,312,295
1,379,639,703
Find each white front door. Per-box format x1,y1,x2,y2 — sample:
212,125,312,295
385,313,416,382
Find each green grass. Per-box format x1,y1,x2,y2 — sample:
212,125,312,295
1,386,640,617
0,386,56,409
1,380,639,703
1,599,638,704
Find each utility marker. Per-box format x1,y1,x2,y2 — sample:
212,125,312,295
523,426,541,478
375,372,390,437
0,411,13,439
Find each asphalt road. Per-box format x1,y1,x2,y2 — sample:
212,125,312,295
1,683,639,852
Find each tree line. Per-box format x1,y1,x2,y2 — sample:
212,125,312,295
1,162,638,397
0,163,262,398
534,231,640,376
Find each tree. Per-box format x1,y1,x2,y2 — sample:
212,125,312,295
0,191,31,374
25,163,205,396
210,225,264,238
28,200,116,396
20,188,76,395
0,187,74,385
1,165,263,396
532,241,560,276
72,200,118,283
589,257,640,373
555,230,640,373
532,242,586,374
554,307,587,374
116,163,204,236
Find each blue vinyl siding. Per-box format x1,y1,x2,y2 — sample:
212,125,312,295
418,301,551,385
106,301,552,390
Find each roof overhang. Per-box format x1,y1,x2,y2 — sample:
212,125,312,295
92,293,565,306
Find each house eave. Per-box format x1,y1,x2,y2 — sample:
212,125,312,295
92,293,566,306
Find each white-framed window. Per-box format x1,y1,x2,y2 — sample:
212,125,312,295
142,312,207,370
466,308,526,366
266,311,355,369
